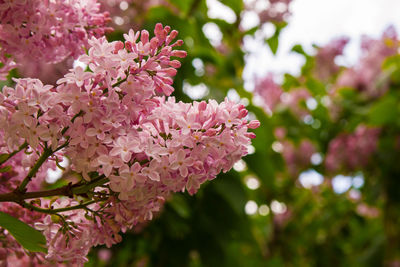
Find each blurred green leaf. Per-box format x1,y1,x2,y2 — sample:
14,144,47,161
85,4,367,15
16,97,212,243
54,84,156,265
170,0,193,15
291,44,308,56
266,34,279,55
220,0,242,13
169,194,191,219
368,95,398,126
306,78,326,95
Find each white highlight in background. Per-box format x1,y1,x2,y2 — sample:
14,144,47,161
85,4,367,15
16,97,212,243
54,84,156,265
245,200,258,215
299,169,324,189
271,200,287,214
46,157,69,183
245,175,260,190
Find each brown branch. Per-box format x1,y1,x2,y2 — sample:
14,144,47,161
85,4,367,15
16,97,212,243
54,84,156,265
0,175,108,203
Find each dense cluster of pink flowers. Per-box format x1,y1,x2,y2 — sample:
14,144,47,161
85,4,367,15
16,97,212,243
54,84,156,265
0,24,259,265
0,0,111,79
325,125,380,173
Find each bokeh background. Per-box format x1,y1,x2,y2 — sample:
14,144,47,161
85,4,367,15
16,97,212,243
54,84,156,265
5,0,398,266
84,0,400,266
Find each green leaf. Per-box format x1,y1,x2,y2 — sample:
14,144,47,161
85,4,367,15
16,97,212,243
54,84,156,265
266,23,287,55
266,34,279,55
169,194,191,219
306,78,326,95
368,95,398,126
382,54,400,84
291,44,308,56
282,73,301,90
0,211,47,253
220,0,242,13
0,153,9,163
0,166,12,173
213,172,247,215
169,0,193,15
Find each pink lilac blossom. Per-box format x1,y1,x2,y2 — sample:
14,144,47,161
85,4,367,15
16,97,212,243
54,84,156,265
314,37,349,81
254,74,283,114
335,26,398,97
245,0,292,24
281,139,315,176
0,24,259,265
16,58,74,85
282,88,311,118
0,0,112,79
254,74,310,118
325,125,380,173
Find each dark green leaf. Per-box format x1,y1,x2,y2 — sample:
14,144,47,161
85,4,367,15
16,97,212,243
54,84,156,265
169,194,191,218
0,153,9,163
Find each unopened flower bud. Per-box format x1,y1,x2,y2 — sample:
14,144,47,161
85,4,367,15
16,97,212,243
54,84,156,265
248,120,260,129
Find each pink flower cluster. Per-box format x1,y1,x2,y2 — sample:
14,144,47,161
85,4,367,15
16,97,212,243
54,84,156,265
281,139,315,176
281,88,311,118
0,0,111,79
245,0,292,24
254,73,311,118
0,24,259,265
254,74,283,114
314,37,349,81
325,125,380,173
336,26,398,97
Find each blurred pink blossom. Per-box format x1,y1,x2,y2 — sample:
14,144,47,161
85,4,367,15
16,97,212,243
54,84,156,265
254,74,283,113
0,0,112,79
314,37,349,81
246,0,293,24
325,125,380,173
282,139,315,176
335,26,398,97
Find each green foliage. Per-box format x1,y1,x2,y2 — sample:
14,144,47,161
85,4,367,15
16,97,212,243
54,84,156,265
368,94,399,126
266,23,287,55
0,211,47,253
